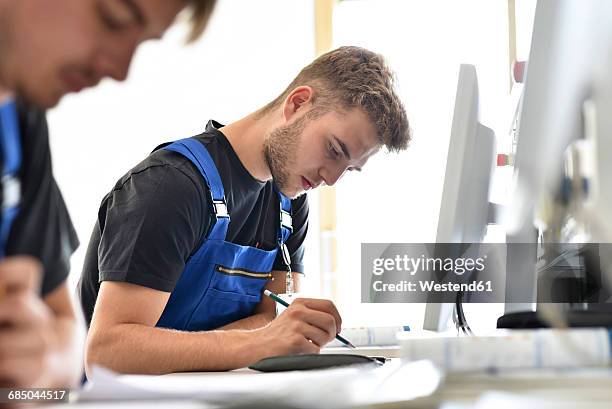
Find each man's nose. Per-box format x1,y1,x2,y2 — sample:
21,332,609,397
321,165,348,187
93,41,138,82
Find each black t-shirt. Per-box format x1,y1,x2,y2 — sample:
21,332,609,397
78,120,309,326
4,101,79,296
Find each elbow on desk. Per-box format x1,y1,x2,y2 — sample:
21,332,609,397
84,324,161,377
84,325,117,377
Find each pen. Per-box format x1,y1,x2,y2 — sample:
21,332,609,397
263,289,356,349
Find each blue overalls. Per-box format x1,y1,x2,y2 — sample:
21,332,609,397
156,138,293,331
0,100,22,258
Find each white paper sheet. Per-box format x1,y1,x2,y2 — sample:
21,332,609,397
78,359,441,407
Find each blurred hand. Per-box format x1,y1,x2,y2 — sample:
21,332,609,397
0,256,55,387
255,297,342,356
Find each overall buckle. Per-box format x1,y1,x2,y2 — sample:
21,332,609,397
2,174,20,210
212,199,229,218
280,210,293,232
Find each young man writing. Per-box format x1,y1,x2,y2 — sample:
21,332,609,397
0,0,216,388
80,46,411,375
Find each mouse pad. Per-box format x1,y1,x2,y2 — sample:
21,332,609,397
249,354,385,372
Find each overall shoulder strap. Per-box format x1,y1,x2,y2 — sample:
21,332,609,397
276,187,293,244
163,138,229,241
0,100,22,257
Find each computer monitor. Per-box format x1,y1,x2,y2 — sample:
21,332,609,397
509,0,612,238
422,64,496,331
498,0,612,327
502,0,612,325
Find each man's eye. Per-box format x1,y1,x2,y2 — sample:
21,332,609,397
97,2,136,32
328,142,340,158
99,10,125,31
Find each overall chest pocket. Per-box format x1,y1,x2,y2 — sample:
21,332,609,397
187,264,271,331
211,265,271,296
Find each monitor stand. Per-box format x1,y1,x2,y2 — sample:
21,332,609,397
497,308,612,329
501,240,612,329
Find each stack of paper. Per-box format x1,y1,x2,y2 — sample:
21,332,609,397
326,326,410,348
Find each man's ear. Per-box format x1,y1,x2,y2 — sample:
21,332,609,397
282,86,313,121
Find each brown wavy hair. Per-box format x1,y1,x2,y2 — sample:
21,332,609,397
186,0,217,42
260,46,411,152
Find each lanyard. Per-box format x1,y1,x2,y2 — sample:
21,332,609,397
280,241,294,295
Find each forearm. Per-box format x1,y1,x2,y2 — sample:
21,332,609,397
45,314,85,388
40,282,85,388
217,311,275,331
86,324,265,376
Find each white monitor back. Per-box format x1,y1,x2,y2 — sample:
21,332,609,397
509,0,612,238
423,64,496,331
504,0,612,314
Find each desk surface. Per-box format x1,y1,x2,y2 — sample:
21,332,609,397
75,356,612,408
160,364,612,409
419,367,612,409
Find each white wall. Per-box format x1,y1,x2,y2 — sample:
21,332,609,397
331,0,535,329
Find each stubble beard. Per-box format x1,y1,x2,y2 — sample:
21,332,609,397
263,115,308,197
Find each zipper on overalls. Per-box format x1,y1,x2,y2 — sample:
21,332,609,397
215,265,272,279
